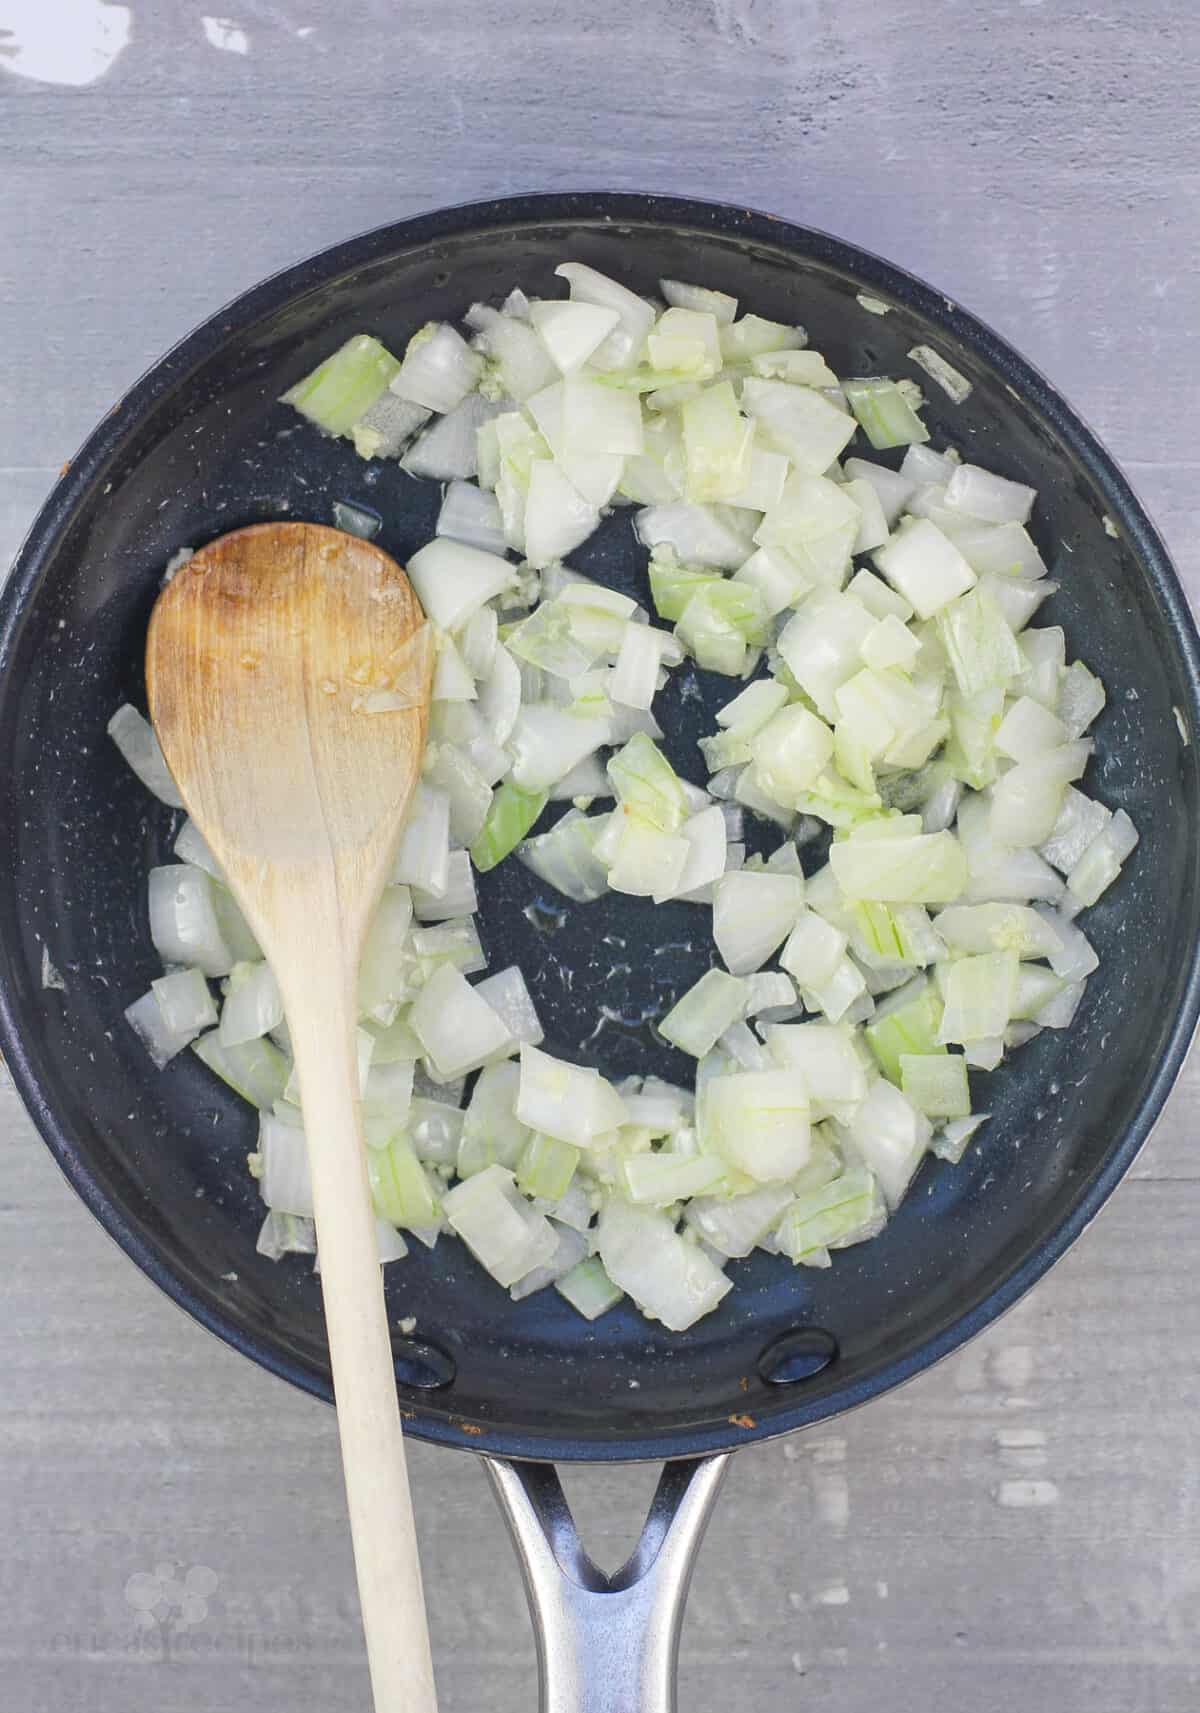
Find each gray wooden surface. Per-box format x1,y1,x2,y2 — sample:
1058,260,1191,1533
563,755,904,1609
2,3,1199,1709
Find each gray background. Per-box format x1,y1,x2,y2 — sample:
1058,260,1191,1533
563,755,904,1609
1,2,1198,1709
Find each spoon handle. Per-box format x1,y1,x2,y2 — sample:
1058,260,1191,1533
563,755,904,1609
282,930,438,1713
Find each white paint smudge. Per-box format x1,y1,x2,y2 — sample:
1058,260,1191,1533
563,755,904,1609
296,24,315,37
790,1653,807,1676
995,1478,1059,1508
990,1344,1034,1392
876,1580,889,1599
820,1646,849,1667
0,0,131,86
995,1427,1047,1451
202,15,249,53
814,1582,850,1606
813,1471,849,1533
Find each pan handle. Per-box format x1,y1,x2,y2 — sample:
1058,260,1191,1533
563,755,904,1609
484,1454,731,1713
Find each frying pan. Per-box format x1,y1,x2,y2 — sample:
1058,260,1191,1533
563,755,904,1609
2,193,1199,1713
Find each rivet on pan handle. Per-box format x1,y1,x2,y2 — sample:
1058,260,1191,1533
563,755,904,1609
485,1454,730,1713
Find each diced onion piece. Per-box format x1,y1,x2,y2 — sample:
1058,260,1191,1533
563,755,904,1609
673,805,729,900
680,381,753,502
1057,660,1106,739
149,863,235,977
556,1256,623,1320
776,591,876,722
516,1044,627,1148
938,585,1024,697
518,808,610,902
510,1224,590,1301
152,967,217,1038
392,322,483,413
523,461,601,569
409,963,514,1079
556,261,656,370
875,518,977,619
256,1210,317,1261
661,278,737,323
392,782,451,894
659,968,749,1058
741,377,856,474
407,537,516,632
595,1199,730,1331
720,557,798,631
843,477,890,554
944,462,1036,525
436,480,507,555
712,871,804,974
755,473,860,588
704,1069,811,1182
108,704,184,807
751,349,837,387
900,1053,971,1119
831,830,967,905
938,950,1019,1044
836,1076,931,1209
990,742,1091,847
907,345,973,404
775,1170,885,1261
529,300,620,372
720,315,806,363
935,902,1063,960
477,643,523,746
470,304,558,401
749,705,835,807
351,392,431,460
621,1150,728,1206
474,966,544,1046
443,1165,558,1287
194,1030,290,1110
843,458,916,528
258,1112,314,1215
842,377,929,449
125,986,204,1069
332,499,382,541
765,1021,868,1120
507,705,611,794
368,1133,439,1229
219,959,284,1047
1067,809,1138,906
281,334,400,437
636,502,755,570
607,732,687,832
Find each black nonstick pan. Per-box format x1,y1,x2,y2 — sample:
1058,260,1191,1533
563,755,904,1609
3,193,1199,1711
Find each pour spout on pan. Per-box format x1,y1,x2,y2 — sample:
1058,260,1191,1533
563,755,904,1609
486,1455,730,1713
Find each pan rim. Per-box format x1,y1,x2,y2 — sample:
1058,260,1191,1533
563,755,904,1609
3,188,1199,1463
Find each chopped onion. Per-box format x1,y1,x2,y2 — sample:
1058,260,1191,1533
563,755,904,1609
109,704,185,808
392,322,483,414
436,480,507,555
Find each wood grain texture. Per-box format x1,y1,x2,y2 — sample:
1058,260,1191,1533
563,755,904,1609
146,523,435,1713
2,2,1199,1709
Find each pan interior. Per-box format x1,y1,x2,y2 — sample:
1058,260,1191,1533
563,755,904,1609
2,201,1198,1460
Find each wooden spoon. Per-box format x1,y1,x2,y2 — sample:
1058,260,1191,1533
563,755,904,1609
147,521,437,1713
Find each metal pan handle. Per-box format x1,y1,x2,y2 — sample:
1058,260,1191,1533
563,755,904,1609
485,1454,730,1713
